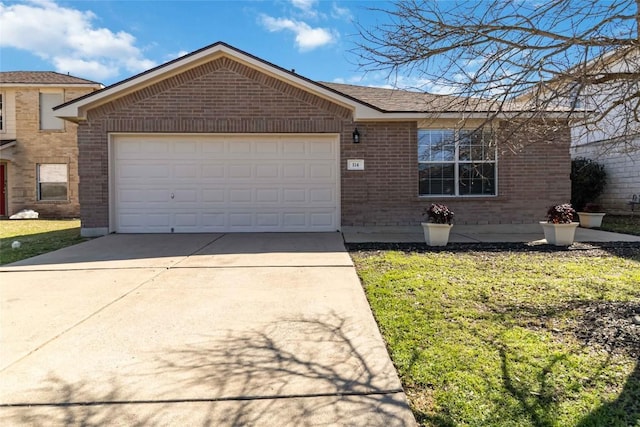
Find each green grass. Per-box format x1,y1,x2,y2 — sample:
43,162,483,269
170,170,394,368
352,249,640,427
0,219,87,265
600,215,640,236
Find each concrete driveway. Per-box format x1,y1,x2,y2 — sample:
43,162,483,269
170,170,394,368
0,233,416,426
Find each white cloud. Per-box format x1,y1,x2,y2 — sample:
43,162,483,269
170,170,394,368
0,0,155,81
290,0,317,12
165,50,190,61
260,15,335,51
331,3,352,21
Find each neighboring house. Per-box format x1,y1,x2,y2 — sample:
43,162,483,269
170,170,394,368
569,48,640,213
55,42,572,237
0,72,102,218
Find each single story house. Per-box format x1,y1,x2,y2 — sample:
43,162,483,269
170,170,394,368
55,42,572,237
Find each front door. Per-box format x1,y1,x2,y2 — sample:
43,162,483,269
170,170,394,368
0,163,6,216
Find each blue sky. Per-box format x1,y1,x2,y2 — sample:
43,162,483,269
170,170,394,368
0,0,396,88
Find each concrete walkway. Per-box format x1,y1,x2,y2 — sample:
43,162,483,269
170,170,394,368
343,224,640,243
0,233,416,426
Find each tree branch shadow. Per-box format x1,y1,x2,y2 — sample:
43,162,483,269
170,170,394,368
0,313,415,426
475,299,640,427
576,361,640,427
147,312,412,426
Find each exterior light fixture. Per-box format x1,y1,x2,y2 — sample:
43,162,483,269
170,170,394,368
352,128,360,144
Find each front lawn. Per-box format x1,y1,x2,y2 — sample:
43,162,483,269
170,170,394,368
0,219,86,265
352,244,640,427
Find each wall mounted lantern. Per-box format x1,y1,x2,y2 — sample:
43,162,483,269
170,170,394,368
352,128,360,144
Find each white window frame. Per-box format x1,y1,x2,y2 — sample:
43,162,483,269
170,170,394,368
418,128,498,197
37,163,69,201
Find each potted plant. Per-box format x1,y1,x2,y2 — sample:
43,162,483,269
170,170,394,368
540,203,579,246
571,157,607,228
577,202,606,228
422,203,454,246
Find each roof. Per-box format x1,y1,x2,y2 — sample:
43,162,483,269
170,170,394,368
319,82,494,112
55,41,568,122
0,71,101,86
55,41,395,122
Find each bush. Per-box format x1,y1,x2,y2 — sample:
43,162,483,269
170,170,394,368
424,203,455,224
546,203,576,224
571,158,607,211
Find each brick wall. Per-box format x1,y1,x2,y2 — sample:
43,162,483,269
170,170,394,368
340,120,572,225
6,87,94,218
78,58,351,229
78,57,572,229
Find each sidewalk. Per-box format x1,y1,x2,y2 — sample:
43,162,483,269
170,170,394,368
342,224,640,244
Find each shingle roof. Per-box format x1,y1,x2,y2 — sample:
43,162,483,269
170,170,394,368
0,71,101,85
319,82,488,112
320,82,538,113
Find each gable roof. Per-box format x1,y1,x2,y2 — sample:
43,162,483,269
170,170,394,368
54,41,567,123
0,71,101,86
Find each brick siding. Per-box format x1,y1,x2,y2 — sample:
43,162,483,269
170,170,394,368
78,57,572,229
5,87,93,218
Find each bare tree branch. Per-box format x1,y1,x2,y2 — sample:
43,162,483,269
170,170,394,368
353,0,640,150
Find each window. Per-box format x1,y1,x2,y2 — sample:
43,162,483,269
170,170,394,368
39,92,64,130
418,129,496,196
0,93,4,131
37,164,68,201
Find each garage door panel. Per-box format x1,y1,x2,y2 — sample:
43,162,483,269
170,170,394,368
229,141,252,154
256,164,279,178
174,164,198,179
202,212,225,227
113,135,339,232
202,189,225,202
228,164,253,179
256,188,279,203
283,164,306,179
283,188,306,203
202,165,225,178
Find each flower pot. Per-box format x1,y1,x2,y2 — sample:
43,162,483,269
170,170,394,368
539,222,579,246
421,222,453,246
577,212,606,228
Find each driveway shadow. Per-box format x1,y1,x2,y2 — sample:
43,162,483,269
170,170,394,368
0,314,413,426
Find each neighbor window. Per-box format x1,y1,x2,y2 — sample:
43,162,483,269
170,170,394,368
37,164,68,201
39,92,64,130
418,129,496,196
0,93,4,131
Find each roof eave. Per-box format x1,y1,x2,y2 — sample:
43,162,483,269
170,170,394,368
55,42,384,122
353,110,575,121
0,83,103,88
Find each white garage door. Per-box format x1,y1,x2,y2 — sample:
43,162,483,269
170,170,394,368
112,134,340,233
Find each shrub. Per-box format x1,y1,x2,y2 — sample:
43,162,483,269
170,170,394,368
546,204,576,224
571,158,607,211
424,203,455,224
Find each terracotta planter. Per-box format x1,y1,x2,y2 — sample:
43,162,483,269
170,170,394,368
421,223,453,246
577,212,606,228
539,222,579,246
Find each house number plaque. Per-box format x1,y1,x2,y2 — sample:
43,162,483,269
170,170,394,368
347,159,364,170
